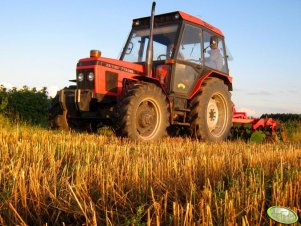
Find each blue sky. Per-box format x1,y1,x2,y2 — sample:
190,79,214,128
0,0,300,116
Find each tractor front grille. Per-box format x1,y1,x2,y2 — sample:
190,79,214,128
76,69,94,90
105,71,118,93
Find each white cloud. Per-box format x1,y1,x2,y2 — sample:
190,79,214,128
238,107,257,117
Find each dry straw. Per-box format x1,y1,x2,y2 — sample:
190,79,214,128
0,124,300,225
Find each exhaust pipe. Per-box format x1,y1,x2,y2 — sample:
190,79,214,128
145,2,156,76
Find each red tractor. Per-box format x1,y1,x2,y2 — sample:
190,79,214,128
49,3,283,141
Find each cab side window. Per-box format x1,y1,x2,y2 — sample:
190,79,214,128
203,31,227,73
177,24,202,63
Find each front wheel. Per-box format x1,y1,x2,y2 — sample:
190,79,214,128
190,78,232,141
49,91,69,130
49,109,69,130
116,83,170,141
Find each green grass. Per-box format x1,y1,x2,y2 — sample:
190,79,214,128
291,122,301,141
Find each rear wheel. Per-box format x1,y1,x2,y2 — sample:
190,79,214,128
190,78,232,141
116,83,169,141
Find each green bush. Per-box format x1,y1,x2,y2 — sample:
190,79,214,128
250,131,266,143
0,85,51,126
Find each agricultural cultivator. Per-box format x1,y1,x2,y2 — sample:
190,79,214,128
232,107,287,142
49,2,285,142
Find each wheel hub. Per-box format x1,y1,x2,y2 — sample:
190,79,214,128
209,108,216,121
136,99,160,139
139,112,154,128
207,98,219,131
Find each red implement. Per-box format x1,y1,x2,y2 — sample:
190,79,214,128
231,105,286,141
232,105,287,141
233,106,277,131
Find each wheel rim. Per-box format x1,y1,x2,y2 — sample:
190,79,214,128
206,92,228,138
136,98,161,140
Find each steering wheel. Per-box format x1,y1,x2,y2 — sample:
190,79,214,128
157,54,167,60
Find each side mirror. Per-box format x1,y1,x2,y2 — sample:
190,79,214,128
126,42,134,55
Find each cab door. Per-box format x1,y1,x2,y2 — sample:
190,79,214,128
171,24,204,96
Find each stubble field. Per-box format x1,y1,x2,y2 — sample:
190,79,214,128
0,121,300,225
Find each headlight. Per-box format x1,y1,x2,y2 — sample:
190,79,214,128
78,72,84,82
88,72,94,81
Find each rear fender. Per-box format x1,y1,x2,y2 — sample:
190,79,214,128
189,71,232,100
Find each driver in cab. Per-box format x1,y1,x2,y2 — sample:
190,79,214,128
205,36,223,71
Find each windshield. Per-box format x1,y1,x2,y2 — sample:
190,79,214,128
122,25,179,62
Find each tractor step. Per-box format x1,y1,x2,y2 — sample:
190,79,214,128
174,108,191,112
173,122,190,126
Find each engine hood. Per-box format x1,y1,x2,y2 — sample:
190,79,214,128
77,57,145,75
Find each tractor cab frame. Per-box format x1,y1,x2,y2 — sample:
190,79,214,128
121,11,232,97
119,11,232,130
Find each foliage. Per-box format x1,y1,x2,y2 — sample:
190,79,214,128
249,130,266,143
0,123,300,225
290,122,301,141
261,113,301,123
0,85,50,126
230,114,301,142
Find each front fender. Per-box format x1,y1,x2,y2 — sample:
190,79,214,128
131,76,168,96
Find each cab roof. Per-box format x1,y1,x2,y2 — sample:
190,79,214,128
178,11,223,37
132,11,224,37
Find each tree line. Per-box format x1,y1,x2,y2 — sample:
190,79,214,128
261,113,301,123
0,85,51,126
0,84,300,128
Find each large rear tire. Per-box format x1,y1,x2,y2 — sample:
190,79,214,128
190,78,232,141
116,83,170,141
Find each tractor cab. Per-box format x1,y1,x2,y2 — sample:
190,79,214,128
120,11,230,97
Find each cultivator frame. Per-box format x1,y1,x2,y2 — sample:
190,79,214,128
231,106,287,142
